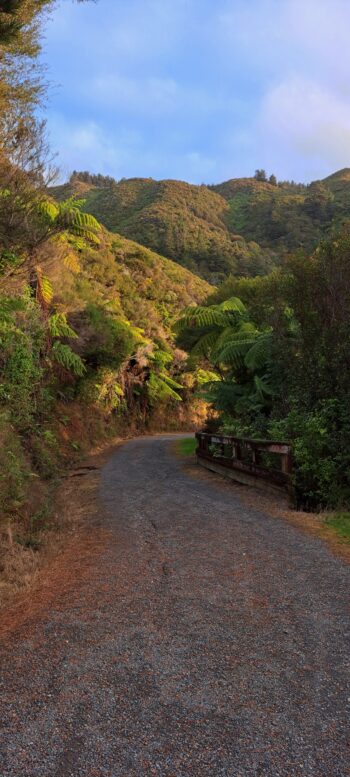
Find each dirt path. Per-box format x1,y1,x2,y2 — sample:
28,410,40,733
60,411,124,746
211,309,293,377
0,435,349,776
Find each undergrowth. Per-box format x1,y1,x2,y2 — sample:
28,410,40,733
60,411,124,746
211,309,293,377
325,513,350,542
177,437,197,457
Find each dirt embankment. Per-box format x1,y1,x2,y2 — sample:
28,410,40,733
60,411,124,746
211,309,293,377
0,438,120,614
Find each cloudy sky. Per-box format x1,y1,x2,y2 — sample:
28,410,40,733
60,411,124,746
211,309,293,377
43,0,350,183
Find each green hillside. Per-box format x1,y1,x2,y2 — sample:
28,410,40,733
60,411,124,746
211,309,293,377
212,170,350,253
52,168,350,281
51,231,212,346
51,176,276,283
0,162,212,554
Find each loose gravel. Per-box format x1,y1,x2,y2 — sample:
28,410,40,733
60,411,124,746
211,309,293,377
0,434,349,776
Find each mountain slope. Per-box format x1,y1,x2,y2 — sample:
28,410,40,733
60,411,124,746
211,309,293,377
53,230,212,339
52,168,350,281
211,170,350,252
51,177,275,282
0,220,212,559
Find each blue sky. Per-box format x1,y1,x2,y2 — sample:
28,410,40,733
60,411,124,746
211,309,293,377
43,0,350,184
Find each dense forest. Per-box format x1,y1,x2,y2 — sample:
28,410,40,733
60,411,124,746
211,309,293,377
52,175,277,282
53,167,350,284
176,236,350,509
1,0,350,567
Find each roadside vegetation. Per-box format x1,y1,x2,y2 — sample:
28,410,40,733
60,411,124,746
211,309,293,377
176,438,197,457
176,236,350,514
325,513,350,542
0,1,211,569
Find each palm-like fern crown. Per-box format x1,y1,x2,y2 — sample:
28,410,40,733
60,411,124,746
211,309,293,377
176,295,275,416
176,296,272,371
37,197,102,245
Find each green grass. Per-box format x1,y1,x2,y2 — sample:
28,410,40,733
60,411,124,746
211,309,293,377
325,512,350,542
177,437,197,457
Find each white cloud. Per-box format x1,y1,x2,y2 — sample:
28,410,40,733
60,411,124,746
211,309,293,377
48,117,135,180
215,0,350,180
258,77,350,177
217,0,350,77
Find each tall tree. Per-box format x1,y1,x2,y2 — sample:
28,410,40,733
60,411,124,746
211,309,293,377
0,1,91,171
254,169,267,182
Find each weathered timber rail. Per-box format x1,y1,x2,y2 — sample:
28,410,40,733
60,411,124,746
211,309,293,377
196,432,293,495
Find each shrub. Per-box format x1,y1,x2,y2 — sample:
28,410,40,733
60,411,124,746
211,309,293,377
269,402,350,509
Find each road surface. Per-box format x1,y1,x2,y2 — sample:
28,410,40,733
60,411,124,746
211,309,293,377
0,435,349,776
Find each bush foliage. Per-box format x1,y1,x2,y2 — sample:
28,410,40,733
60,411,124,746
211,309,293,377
177,234,350,510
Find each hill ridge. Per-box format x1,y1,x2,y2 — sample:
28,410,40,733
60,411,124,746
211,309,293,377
52,167,350,281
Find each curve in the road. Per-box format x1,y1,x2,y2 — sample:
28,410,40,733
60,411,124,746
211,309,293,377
0,435,349,777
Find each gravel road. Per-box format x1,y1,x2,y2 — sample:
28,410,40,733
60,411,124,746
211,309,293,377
1,434,349,776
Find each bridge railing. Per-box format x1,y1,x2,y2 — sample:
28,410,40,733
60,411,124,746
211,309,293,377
195,432,293,493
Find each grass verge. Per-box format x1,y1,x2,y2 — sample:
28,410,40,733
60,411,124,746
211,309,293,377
324,512,350,542
176,437,197,457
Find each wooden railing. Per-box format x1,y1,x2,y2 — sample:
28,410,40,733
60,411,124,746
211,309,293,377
195,432,293,493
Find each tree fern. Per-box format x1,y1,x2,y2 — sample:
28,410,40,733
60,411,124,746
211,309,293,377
215,337,254,368
176,297,246,331
244,332,272,371
36,272,53,305
176,305,227,330
48,313,78,339
147,372,182,403
51,342,86,376
219,297,246,314
36,199,59,224
254,375,273,399
59,207,101,244
190,328,222,357
35,197,102,246
63,252,81,274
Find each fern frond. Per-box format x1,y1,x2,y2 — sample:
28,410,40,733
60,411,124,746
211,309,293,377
51,342,86,376
70,225,100,244
36,199,59,223
37,273,53,305
57,202,102,245
59,197,86,213
176,296,245,332
148,373,182,402
219,296,246,314
213,326,244,350
61,207,100,231
191,329,221,357
63,252,81,273
76,211,101,231
215,337,256,367
254,374,273,399
197,379,242,410
244,333,272,371
48,313,78,339
176,305,231,330
158,372,183,390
